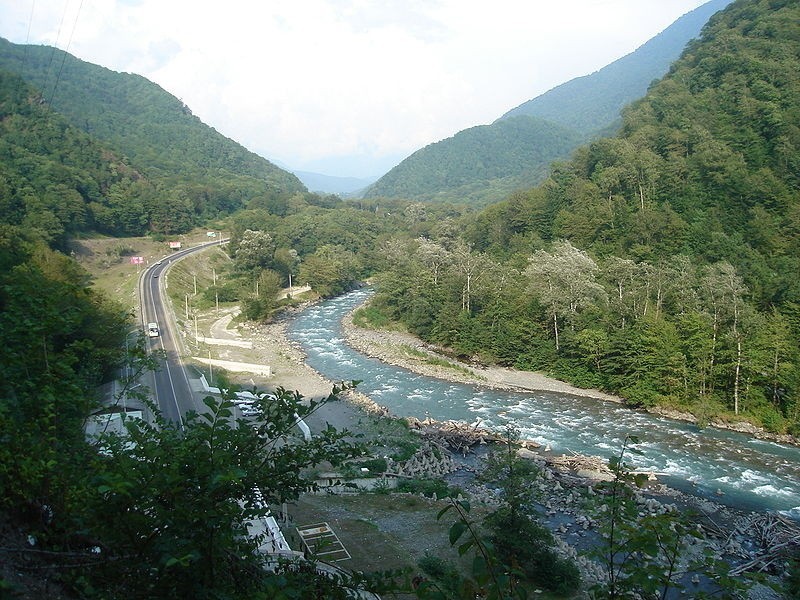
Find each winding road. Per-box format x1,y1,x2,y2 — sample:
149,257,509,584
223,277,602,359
137,239,227,426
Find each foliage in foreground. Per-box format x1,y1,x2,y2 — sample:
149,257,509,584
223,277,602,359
588,435,744,599
0,372,365,598
84,387,364,598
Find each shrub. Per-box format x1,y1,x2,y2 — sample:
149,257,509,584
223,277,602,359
485,506,581,596
396,478,461,499
417,552,462,596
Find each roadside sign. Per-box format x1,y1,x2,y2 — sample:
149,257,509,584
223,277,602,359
169,241,182,249
130,256,144,264
207,231,217,237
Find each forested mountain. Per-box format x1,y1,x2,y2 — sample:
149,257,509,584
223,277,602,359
0,37,305,240
499,0,734,134
364,116,583,206
0,70,155,244
363,0,731,206
371,0,800,435
468,0,800,306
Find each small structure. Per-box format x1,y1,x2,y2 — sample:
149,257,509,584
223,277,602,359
296,522,351,562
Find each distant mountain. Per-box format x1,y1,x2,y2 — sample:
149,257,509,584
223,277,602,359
364,116,583,206
292,170,378,196
498,0,734,134
364,0,732,206
0,37,305,197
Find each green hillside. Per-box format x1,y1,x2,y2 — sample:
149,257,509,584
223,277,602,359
364,115,583,205
499,0,734,134
373,0,800,433
0,37,305,233
0,69,158,243
363,0,731,206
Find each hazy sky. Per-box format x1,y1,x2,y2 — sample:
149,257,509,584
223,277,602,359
1,0,711,178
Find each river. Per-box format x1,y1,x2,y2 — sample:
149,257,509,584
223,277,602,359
288,288,800,517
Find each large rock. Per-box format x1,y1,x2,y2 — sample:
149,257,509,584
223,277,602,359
576,468,615,482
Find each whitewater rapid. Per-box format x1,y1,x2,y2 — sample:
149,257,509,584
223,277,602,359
288,288,800,517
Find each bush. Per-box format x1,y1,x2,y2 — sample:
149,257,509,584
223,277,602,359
202,282,239,303
353,305,392,329
417,552,462,595
390,439,421,462
396,478,461,499
485,506,581,596
786,552,800,597
754,404,786,434
360,457,388,473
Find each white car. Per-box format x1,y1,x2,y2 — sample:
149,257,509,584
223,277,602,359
147,323,159,338
239,406,260,417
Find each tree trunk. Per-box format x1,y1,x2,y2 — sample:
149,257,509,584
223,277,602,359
733,335,742,415
553,310,560,352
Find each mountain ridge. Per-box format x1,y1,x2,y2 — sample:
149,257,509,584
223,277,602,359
499,0,734,134
0,37,304,195
363,0,734,205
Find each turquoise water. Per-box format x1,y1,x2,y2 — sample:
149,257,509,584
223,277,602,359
288,288,800,516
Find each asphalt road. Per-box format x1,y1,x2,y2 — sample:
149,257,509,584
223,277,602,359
137,239,227,426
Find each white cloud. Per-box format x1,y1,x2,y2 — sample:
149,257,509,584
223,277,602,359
0,0,711,177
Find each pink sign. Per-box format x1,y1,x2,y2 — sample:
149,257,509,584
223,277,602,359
130,256,144,264
169,241,182,249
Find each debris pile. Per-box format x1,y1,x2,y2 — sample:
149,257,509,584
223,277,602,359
406,417,505,455
728,513,800,576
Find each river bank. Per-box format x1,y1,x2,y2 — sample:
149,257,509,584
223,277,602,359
339,300,799,448
340,307,623,403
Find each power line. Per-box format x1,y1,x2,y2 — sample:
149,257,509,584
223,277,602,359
43,0,70,92
20,0,37,77
48,0,84,107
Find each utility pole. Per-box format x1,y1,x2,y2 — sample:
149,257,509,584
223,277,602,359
185,294,189,319
193,273,197,295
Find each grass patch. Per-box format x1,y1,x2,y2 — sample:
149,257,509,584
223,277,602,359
284,493,487,587
164,246,234,313
399,345,477,378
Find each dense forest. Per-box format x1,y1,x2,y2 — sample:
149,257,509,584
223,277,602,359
366,0,800,435
363,0,732,206
0,37,305,240
363,116,583,206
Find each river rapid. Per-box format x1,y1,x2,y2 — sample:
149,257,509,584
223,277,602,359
288,288,800,517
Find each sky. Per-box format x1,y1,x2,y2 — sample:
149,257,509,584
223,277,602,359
0,0,712,178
